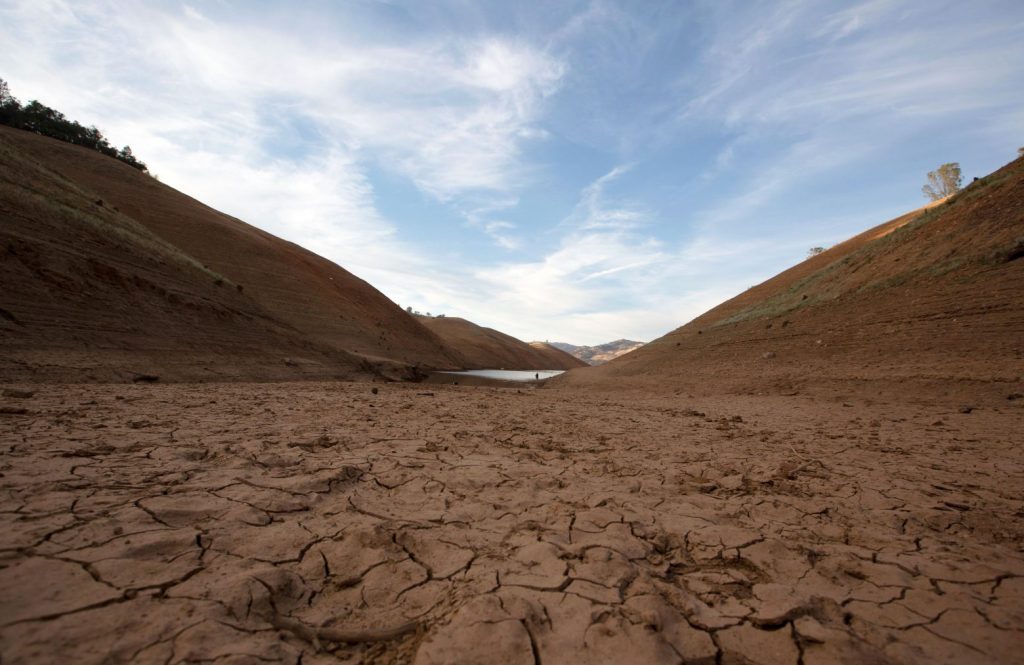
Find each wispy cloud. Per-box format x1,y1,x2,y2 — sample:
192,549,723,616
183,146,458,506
0,1,564,241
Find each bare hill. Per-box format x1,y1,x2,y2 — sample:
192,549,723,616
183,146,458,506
416,316,586,370
557,157,1024,401
0,127,463,372
0,129,380,382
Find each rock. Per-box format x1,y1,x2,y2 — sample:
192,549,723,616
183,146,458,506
0,406,28,415
958,406,974,414
2,388,34,398
763,352,776,359
415,607,534,665
717,623,799,665
131,374,160,383
371,387,379,395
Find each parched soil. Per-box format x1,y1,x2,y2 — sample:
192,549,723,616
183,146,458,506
2,382,1022,664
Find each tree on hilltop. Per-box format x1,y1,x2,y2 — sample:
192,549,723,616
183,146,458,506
922,163,962,201
0,78,147,172
807,246,826,257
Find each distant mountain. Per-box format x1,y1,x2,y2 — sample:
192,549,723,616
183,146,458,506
549,339,645,365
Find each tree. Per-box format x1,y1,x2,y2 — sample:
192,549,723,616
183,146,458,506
1018,147,1024,157
0,79,146,171
808,246,826,257
921,162,962,201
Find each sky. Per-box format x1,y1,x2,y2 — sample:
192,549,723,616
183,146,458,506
2,1,1023,345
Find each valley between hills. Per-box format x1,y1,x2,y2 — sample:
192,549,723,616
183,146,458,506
1,127,1023,664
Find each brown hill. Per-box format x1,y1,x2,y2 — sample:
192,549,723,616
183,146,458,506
0,129,380,383
0,127,463,373
557,157,1024,402
416,316,586,370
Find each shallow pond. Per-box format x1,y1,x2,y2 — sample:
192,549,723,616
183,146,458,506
436,369,565,382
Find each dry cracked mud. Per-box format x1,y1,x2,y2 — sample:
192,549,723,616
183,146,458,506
1,381,1022,664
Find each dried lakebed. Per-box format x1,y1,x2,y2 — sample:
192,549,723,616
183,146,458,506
1,382,1022,664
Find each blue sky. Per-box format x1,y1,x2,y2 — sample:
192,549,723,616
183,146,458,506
3,1,1022,345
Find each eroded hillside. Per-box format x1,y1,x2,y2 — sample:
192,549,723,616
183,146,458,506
1,127,464,374
558,157,1024,401
0,131,380,382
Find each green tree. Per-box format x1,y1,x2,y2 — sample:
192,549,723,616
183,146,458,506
808,246,826,257
1018,147,1024,157
922,163,962,201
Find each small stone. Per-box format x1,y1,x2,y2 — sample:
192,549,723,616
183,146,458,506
762,351,776,359
131,374,159,383
0,406,28,415
958,406,974,414
371,387,379,394
2,388,34,398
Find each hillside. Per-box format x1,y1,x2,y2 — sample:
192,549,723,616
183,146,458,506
0,127,464,373
550,339,645,365
557,156,1024,401
416,316,586,370
527,341,594,369
0,130,381,383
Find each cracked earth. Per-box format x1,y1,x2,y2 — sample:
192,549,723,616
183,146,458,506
1,381,1022,664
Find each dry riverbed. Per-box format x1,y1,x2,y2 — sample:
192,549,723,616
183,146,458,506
1,381,1022,664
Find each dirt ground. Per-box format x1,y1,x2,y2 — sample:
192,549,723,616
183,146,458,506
1,381,1022,664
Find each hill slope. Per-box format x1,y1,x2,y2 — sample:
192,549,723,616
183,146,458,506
0,130,379,383
550,339,645,365
0,127,463,371
557,157,1024,401
416,316,586,370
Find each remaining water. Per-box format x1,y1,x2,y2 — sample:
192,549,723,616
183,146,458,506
437,369,565,382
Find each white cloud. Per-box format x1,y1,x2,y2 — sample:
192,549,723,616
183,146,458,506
0,0,565,239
